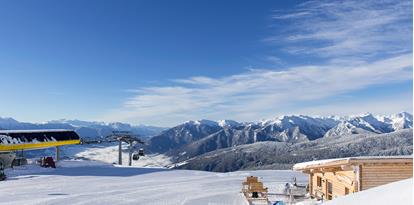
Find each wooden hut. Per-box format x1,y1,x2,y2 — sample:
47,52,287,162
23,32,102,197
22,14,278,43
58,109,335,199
293,156,413,201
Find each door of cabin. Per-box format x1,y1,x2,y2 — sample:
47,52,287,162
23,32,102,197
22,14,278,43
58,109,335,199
326,180,333,200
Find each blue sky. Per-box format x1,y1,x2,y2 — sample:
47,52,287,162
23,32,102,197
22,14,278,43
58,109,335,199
0,0,412,126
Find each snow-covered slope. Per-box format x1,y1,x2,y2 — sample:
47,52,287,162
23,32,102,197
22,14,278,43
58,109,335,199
148,113,412,165
323,121,373,137
23,142,174,168
218,120,241,128
260,115,338,140
0,160,307,205
148,115,341,157
147,120,223,153
176,129,413,172
377,112,413,130
324,178,412,205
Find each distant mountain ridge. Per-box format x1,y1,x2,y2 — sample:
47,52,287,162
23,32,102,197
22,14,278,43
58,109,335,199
141,112,413,172
147,112,412,157
177,129,413,172
0,118,167,140
325,112,412,137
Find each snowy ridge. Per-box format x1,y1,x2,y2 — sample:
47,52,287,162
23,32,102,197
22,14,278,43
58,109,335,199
218,120,241,127
324,112,412,138
175,129,413,172
149,112,412,158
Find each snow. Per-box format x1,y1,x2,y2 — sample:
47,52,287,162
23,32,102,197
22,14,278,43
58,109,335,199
63,143,173,168
0,134,24,144
218,120,240,127
324,178,413,205
0,160,309,205
187,119,219,127
293,158,346,170
293,155,413,170
0,132,59,145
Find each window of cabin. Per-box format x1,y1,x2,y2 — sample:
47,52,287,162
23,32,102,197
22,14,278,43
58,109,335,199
345,187,349,195
317,176,322,187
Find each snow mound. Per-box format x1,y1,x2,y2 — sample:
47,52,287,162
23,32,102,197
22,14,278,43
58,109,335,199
324,178,413,205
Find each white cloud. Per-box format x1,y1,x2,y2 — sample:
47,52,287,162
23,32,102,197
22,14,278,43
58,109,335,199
100,0,413,126
293,93,413,117
269,0,412,59
101,53,412,126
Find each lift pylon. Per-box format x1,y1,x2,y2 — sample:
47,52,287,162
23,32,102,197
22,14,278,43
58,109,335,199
107,131,145,166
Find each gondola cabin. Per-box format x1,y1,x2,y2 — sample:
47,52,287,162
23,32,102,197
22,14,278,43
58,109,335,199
0,129,80,168
293,156,413,201
138,148,144,156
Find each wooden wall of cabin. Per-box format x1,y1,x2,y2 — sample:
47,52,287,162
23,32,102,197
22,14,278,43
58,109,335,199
360,162,413,190
310,170,355,200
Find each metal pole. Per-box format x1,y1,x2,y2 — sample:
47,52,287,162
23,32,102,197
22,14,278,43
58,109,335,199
55,146,60,162
128,143,132,166
118,140,122,165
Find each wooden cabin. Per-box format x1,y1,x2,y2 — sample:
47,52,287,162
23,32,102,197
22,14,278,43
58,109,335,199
293,156,413,201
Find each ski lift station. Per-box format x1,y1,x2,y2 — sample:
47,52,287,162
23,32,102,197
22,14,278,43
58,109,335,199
293,156,413,201
0,129,81,170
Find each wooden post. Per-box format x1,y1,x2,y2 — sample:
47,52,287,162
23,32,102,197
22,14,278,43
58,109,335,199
118,140,122,165
309,173,313,196
353,165,361,192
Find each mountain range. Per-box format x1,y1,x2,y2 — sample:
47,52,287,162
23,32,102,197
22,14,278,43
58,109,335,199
144,112,412,171
0,112,412,172
0,118,166,139
177,129,413,171
147,112,412,153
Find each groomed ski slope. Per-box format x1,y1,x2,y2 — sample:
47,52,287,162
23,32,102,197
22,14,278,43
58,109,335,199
0,160,307,205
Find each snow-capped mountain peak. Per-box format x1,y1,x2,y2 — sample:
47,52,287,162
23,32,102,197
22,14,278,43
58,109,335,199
218,120,240,127
323,112,412,138
386,112,413,130
183,119,219,127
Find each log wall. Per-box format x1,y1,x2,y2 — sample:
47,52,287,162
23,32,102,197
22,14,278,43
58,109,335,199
360,162,413,190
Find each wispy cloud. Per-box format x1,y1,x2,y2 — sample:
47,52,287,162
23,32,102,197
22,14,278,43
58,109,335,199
101,0,412,126
102,54,412,126
294,92,413,117
268,0,412,59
